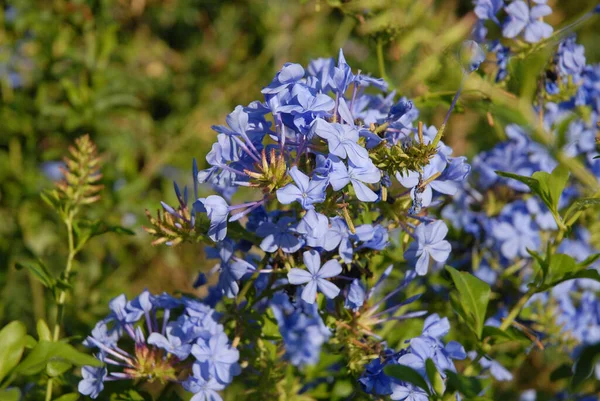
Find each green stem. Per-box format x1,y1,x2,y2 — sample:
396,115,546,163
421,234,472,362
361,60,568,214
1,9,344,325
376,39,386,81
499,289,534,331
46,213,77,401
52,215,76,341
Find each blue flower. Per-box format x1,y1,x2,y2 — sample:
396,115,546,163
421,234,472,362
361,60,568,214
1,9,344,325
556,36,586,80
195,195,230,242
390,383,429,401
287,250,343,304
329,156,381,202
78,366,107,399
312,118,369,164
192,332,241,384
460,40,486,73
147,324,193,360
474,0,503,24
296,210,329,248
502,0,553,43
404,221,451,275
276,166,329,210
491,41,510,82
490,204,540,260
256,216,303,253
262,63,305,95
345,279,366,311
183,363,226,401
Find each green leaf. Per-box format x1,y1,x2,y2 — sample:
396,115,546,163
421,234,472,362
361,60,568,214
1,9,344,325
36,320,52,342
15,260,55,289
0,388,21,401
15,341,101,375
532,165,568,214
563,197,600,226
571,343,600,390
47,359,72,377
445,370,484,398
496,166,568,223
533,253,600,292
54,393,80,401
446,266,491,338
384,364,431,395
550,363,572,382
425,359,444,396
0,321,28,383
109,390,153,401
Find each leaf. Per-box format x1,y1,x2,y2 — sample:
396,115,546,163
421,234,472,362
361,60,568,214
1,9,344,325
47,359,73,377
15,341,101,375
37,320,52,342
446,266,491,338
15,261,55,289
0,388,21,401
110,390,153,401
0,321,28,383
425,359,444,396
550,363,573,382
532,165,568,214
54,393,80,401
496,165,568,219
563,197,600,226
384,364,431,395
533,253,600,292
571,343,600,390
445,370,484,398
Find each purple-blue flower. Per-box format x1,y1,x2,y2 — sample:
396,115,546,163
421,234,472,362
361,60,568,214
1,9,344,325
287,250,343,304
195,195,230,242
329,156,381,202
78,366,106,399
256,216,302,253
502,0,553,43
404,221,451,275
276,166,329,210
312,118,369,164
183,363,226,401
192,332,241,384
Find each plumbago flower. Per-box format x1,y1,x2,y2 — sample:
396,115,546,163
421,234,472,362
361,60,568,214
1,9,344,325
442,10,600,398
138,44,486,399
79,291,240,400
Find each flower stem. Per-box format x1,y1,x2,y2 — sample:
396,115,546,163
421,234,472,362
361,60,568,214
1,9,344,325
376,38,386,81
499,289,535,331
46,212,78,401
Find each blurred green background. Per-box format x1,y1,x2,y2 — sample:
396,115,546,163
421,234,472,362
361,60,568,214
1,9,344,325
1,0,598,343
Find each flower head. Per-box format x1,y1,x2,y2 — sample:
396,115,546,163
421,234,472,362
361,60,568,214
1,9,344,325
287,250,343,304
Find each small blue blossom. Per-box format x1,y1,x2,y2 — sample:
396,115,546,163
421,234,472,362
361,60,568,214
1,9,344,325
256,216,302,253
404,221,452,275
195,195,230,242
78,366,106,399
183,363,226,401
276,166,329,210
192,332,241,384
313,118,369,164
345,279,366,311
329,156,381,202
502,0,553,43
288,250,342,304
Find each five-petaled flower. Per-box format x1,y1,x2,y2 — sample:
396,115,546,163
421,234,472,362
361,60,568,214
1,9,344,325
404,221,451,275
287,250,343,304
276,166,329,210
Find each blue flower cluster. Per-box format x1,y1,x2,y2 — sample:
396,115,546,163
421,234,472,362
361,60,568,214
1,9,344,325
442,24,600,388
472,0,553,44
359,314,466,400
155,48,473,305
79,291,240,401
